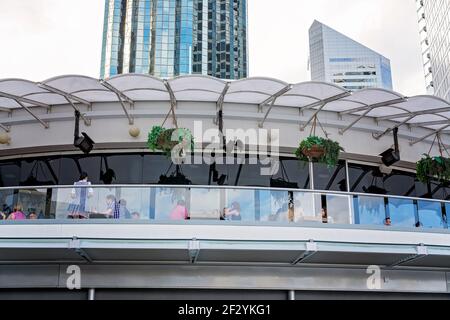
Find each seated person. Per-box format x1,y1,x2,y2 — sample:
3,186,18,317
91,195,119,219
384,217,392,226
223,202,241,221
118,199,131,219
28,212,38,220
7,204,26,220
321,208,333,223
169,200,189,220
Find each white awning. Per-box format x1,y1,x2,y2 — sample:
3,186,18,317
0,73,449,139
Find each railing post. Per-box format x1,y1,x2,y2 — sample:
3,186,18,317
288,290,296,300
88,288,95,301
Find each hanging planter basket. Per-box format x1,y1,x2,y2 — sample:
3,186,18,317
301,144,326,159
295,136,343,167
148,126,194,157
416,154,450,183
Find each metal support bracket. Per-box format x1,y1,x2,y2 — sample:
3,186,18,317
69,237,93,263
291,240,318,265
188,238,201,264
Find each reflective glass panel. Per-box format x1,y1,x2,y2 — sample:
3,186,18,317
117,187,151,220
189,188,220,220
387,198,417,228
259,190,290,222
326,194,351,224
0,189,15,220
293,192,317,223
417,201,445,229
154,187,189,221
355,196,387,226
224,189,255,222
16,188,49,219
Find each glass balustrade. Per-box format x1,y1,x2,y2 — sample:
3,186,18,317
0,185,448,232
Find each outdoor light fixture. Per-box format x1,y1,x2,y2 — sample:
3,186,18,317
380,127,400,167
74,110,95,154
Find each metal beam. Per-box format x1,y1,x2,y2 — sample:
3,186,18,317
38,83,92,108
163,80,178,127
338,98,408,135
338,97,406,116
291,240,317,265
0,91,51,109
299,92,350,131
0,124,10,132
302,92,351,112
7,98,49,128
100,80,135,105
410,125,450,146
376,106,450,121
100,81,134,125
408,119,450,128
258,85,292,110
258,85,293,127
372,115,416,140
389,245,428,268
63,96,91,126
217,83,230,111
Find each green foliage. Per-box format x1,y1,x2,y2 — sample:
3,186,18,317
147,126,165,151
294,136,343,167
416,154,450,183
147,126,194,157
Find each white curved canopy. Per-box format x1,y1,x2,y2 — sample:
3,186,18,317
0,74,449,140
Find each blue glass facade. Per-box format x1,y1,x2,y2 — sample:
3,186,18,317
417,0,450,101
100,0,248,79
309,20,393,91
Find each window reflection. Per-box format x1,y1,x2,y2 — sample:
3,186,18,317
387,198,417,228
325,195,351,224
355,196,387,226
0,189,14,220
293,192,317,222
190,188,220,220
259,190,290,222
224,189,255,222
417,201,445,229
118,188,150,220
313,161,347,192
154,187,189,221
16,188,49,219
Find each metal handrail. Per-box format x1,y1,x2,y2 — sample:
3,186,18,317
1,184,449,205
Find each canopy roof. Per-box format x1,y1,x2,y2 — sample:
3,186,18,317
0,74,449,141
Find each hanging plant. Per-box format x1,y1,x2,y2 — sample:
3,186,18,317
416,154,450,183
295,136,343,167
147,126,194,157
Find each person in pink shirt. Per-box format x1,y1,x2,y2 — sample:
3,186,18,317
7,204,27,220
169,200,189,220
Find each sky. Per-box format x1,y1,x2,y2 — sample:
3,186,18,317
0,0,426,96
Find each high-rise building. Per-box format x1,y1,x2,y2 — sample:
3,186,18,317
416,0,450,101
100,0,248,79
309,20,393,91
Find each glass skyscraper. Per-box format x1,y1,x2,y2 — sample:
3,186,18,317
100,0,248,79
309,21,393,91
416,0,450,101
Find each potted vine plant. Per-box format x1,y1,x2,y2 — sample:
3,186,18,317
295,135,343,167
147,126,194,157
294,115,343,167
416,154,450,183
